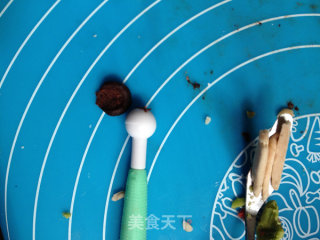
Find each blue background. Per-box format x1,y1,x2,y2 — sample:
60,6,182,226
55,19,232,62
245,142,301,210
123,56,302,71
0,0,320,239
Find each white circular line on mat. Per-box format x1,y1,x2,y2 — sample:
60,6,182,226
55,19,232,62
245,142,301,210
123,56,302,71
4,1,111,231
100,0,232,235
147,45,320,184
209,113,320,240
145,13,320,107
3,2,61,238
0,0,61,89
0,0,14,18
123,0,232,83
3,0,110,238
68,112,105,240
31,1,161,240
101,13,320,234
102,135,130,240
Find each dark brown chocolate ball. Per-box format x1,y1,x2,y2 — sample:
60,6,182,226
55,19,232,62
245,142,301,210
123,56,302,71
96,81,131,116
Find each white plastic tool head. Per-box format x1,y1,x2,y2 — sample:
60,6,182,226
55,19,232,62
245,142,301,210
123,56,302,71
125,108,156,139
125,108,156,169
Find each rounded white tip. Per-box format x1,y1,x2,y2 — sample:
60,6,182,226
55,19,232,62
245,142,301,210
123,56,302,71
125,108,156,139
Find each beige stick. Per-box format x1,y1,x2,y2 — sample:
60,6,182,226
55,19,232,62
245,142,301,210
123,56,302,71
262,133,279,200
252,130,269,197
271,121,291,190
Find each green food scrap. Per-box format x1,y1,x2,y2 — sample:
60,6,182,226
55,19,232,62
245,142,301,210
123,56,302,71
246,111,256,118
257,200,284,240
62,212,71,219
249,185,253,192
246,213,253,220
231,197,245,209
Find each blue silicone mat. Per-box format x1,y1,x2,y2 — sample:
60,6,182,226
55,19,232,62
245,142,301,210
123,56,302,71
1,0,320,239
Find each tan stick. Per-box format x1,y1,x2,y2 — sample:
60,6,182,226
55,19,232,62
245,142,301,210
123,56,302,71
252,130,269,197
271,121,291,190
262,133,279,200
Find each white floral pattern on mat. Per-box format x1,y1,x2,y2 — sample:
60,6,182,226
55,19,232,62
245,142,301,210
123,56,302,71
211,114,320,240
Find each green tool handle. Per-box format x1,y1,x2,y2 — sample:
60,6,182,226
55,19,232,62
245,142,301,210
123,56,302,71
120,169,147,240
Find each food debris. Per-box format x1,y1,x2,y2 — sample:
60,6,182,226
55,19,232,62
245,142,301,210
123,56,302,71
186,76,200,89
287,101,294,110
62,212,71,219
182,220,193,232
278,24,281,27
258,21,263,26
256,200,284,240
202,96,205,100
246,110,256,118
93,34,97,38
231,197,245,209
237,208,245,220
138,107,151,112
210,70,214,75
112,191,125,201
21,146,25,149
205,116,212,125
287,101,300,112
242,132,251,142
310,4,318,10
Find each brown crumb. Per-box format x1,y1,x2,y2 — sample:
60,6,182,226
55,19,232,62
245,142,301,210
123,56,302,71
192,82,200,89
242,132,251,142
287,101,294,109
258,21,262,26
186,76,200,89
238,208,245,220
246,111,256,119
287,101,299,112
139,107,151,112
310,4,318,9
